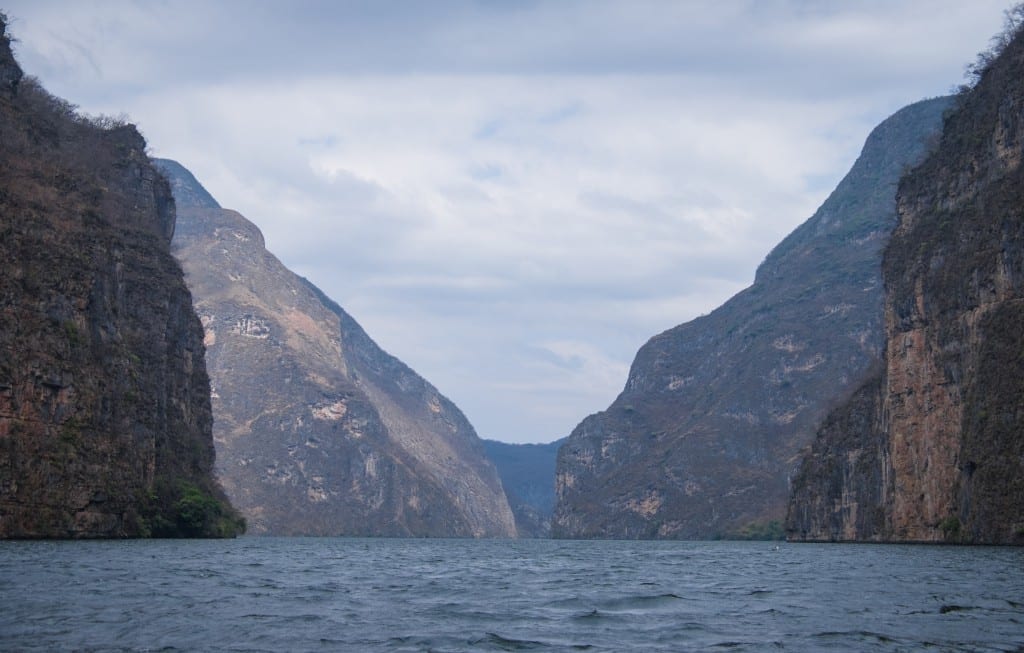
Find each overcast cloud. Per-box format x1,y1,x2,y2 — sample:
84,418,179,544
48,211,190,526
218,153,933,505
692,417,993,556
3,1,1012,442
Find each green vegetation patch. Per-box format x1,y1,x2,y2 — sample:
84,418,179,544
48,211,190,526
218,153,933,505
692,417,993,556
939,515,962,541
135,479,246,538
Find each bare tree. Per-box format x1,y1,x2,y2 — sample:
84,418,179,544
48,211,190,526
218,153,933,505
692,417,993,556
960,1,1024,92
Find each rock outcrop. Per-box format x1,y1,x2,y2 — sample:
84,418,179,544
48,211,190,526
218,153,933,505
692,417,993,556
552,97,950,539
0,19,241,538
787,31,1024,545
156,159,517,537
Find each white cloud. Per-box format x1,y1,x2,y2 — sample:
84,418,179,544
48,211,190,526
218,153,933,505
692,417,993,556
2,0,1014,442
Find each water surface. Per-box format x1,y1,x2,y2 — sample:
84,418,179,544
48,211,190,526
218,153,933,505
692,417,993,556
1,538,1022,651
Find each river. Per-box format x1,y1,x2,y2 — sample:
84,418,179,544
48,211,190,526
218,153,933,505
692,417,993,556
1,538,1022,651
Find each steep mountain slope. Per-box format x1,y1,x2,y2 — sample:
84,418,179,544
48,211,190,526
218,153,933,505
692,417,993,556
482,438,563,537
552,97,950,539
787,31,1024,545
0,19,240,538
156,159,517,537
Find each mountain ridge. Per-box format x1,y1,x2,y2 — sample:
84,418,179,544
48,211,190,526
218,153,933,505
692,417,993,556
157,158,517,537
786,28,1024,545
553,96,950,539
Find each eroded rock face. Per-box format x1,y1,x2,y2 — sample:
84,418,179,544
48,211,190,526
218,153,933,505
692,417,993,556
787,32,1024,545
0,20,239,538
552,98,950,539
157,159,517,537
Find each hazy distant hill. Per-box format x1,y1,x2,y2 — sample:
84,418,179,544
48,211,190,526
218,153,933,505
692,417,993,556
553,97,950,539
157,159,517,537
482,439,563,537
788,29,1024,545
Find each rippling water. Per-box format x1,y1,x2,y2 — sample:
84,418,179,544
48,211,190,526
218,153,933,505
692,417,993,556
1,538,1022,651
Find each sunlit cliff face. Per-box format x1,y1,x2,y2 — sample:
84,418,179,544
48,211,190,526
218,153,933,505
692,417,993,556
161,159,516,537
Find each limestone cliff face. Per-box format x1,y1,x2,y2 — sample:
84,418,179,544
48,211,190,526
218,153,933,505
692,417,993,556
0,20,240,538
552,98,949,539
156,160,517,537
787,32,1024,545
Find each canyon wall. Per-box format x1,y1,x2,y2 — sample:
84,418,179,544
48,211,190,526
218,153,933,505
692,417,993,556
159,159,516,537
553,97,949,539
788,31,1024,544
0,19,240,538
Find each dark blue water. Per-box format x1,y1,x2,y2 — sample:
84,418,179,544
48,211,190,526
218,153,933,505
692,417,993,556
1,538,1022,652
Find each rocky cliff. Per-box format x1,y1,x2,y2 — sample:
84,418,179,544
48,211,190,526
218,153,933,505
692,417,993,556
0,19,241,538
787,31,1024,545
156,159,517,537
552,97,950,539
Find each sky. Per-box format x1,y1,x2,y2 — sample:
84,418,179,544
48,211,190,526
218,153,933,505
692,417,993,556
3,1,1013,444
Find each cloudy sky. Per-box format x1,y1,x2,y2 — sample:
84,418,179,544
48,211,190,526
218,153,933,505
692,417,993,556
3,1,1013,443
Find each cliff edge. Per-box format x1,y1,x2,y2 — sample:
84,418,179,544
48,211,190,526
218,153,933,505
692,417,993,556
0,18,241,538
787,29,1024,545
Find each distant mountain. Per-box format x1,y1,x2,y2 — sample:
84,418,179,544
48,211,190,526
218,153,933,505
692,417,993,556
552,97,950,539
482,439,563,537
0,19,240,539
787,29,1024,544
156,159,517,537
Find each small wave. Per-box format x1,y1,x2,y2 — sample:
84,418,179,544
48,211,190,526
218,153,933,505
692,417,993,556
632,592,682,603
707,640,783,651
572,608,620,623
239,613,278,620
602,593,684,611
939,604,973,614
544,595,588,609
628,593,682,602
813,630,897,644
471,632,548,650
386,635,430,647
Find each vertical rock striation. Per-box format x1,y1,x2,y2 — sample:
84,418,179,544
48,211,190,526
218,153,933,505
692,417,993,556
0,19,240,538
552,97,950,539
787,31,1024,545
157,159,516,537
